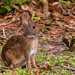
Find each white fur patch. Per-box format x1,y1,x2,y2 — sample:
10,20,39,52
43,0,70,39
30,49,37,56
29,38,38,56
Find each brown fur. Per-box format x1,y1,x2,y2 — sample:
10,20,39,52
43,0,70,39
1,12,41,69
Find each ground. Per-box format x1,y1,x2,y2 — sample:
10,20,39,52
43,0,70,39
0,1,75,75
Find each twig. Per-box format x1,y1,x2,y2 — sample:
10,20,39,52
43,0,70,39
31,0,39,6
0,18,19,29
12,5,19,10
51,66,61,69
59,0,67,14
0,21,14,28
67,12,75,18
59,0,75,18
64,24,75,30
2,28,6,38
59,0,68,11
60,64,75,71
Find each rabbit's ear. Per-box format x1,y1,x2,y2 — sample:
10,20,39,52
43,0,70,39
22,12,30,25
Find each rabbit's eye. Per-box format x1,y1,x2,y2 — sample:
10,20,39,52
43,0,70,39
33,26,35,29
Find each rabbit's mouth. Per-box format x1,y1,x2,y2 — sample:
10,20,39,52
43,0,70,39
27,35,36,38
27,33,42,38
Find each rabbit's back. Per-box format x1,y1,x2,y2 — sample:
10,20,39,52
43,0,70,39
2,35,27,52
2,35,38,55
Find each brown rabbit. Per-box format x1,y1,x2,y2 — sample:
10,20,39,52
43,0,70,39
1,12,41,69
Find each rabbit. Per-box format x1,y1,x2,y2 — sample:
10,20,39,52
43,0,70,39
1,12,41,69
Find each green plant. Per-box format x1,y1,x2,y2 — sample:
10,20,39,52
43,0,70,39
0,0,28,14
41,67,73,75
42,39,50,43
70,57,75,66
1,53,74,75
39,47,46,52
1,68,33,75
0,48,2,51
62,36,75,52
60,0,71,5
49,55,70,67
32,13,40,22
0,6,7,15
57,55,69,63
36,53,46,62
14,68,33,75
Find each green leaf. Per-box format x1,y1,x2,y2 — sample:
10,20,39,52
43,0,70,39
2,0,29,12
2,0,28,4
62,37,69,47
32,13,40,21
60,0,71,5
70,38,75,47
2,0,11,5
71,62,75,66
69,46,75,52
0,6,7,15
5,6,12,11
72,57,75,62
14,0,28,4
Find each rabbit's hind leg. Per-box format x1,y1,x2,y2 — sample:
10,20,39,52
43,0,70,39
11,55,26,69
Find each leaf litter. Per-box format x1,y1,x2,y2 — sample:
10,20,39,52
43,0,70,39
0,0,75,75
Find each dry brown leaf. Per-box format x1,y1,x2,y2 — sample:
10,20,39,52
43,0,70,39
46,50,57,55
21,4,29,11
52,2,59,6
4,15,13,20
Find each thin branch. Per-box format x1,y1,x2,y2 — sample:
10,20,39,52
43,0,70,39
0,18,19,29
12,5,19,10
60,64,75,71
2,28,6,38
59,0,75,18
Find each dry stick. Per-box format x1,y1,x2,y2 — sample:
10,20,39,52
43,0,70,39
67,11,75,19
72,6,75,14
59,0,67,14
0,18,19,38
0,19,14,38
12,5,19,10
64,24,75,30
31,0,39,6
0,21,14,29
51,66,61,69
2,28,6,38
0,18,19,29
59,0,75,18
60,64,75,71
0,21,14,28
57,23,75,30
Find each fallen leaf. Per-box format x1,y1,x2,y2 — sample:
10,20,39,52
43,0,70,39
52,2,59,6
46,50,57,55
